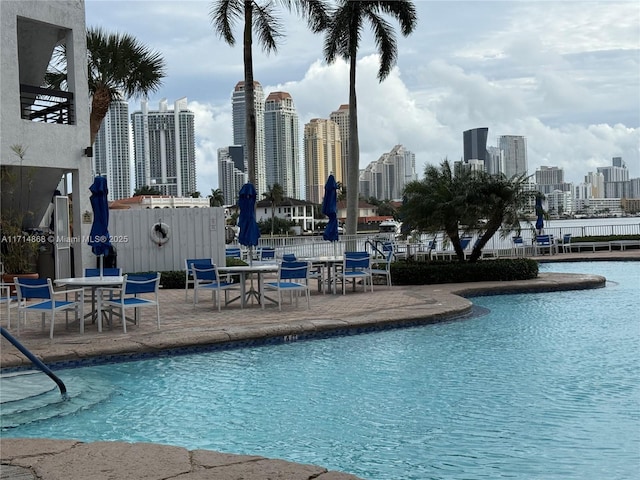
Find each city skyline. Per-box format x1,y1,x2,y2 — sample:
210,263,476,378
84,0,639,194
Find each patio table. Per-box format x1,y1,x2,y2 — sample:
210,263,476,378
54,276,123,332
299,255,344,294
218,264,279,308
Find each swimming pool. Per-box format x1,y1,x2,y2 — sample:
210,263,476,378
2,262,639,479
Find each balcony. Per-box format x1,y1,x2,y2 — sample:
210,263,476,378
20,84,75,125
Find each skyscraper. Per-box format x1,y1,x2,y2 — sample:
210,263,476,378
463,127,489,162
499,135,528,178
329,104,350,181
93,99,131,200
264,91,300,198
486,146,504,176
232,81,266,195
131,98,196,196
303,118,342,204
359,145,417,201
217,145,246,205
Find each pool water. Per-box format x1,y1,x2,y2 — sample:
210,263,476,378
2,262,639,479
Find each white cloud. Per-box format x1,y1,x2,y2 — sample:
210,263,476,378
85,0,640,197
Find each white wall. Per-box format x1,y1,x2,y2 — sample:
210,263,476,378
108,208,226,273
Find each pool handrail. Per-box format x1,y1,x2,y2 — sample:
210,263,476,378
0,326,67,398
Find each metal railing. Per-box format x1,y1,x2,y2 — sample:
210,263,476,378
20,84,75,125
1,327,67,398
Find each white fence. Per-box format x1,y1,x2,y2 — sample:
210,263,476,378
109,208,226,273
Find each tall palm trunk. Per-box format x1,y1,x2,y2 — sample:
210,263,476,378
244,0,257,187
346,49,359,238
90,87,111,146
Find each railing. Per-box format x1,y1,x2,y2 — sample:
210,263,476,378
0,327,67,398
244,223,640,260
20,84,75,125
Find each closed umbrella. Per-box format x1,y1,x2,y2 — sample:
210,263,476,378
535,195,545,233
88,176,111,278
322,174,339,243
238,182,260,263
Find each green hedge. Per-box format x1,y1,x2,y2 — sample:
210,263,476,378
138,258,539,289
390,258,539,285
572,234,640,243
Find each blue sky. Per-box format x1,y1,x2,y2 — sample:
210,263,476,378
85,0,640,195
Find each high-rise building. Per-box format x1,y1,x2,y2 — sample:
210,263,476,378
359,145,417,201
93,99,131,200
463,127,489,162
264,91,300,198
232,81,266,195
329,104,350,181
486,146,504,176
584,171,605,198
597,157,629,182
498,135,528,178
303,118,342,204
217,145,246,205
131,98,196,197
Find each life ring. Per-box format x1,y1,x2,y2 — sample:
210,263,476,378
150,222,170,246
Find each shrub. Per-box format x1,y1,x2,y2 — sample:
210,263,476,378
390,258,538,285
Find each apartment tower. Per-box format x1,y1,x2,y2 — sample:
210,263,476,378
498,135,528,178
232,81,266,195
329,104,350,182
131,98,196,196
93,99,131,200
264,91,300,198
303,118,343,204
217,145,246,205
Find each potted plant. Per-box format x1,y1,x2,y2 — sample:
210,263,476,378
1,145,40,285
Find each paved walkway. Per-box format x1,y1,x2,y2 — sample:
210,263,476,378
1,250,638,480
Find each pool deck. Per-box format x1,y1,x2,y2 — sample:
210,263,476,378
1,250,638,480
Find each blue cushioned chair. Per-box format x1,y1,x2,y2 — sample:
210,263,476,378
264,261,311,311
14,277,84,339
192,264,239,311
99,273,161,333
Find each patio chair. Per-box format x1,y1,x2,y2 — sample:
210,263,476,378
13,277,84,339
225,247,243,260
98,273,161,333
512,236,525,257
560,233,572,253
263,261,311,311
0,282,19,329
535,234,557,256
84,268,122,277
192,264,239,311
258,246,276,262
370,246,393,287
337,252,373,295
184,258,213,301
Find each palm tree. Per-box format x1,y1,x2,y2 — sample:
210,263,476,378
323,0,417,235
400,159,474,261
209,188,225,207
46,27,166,146
210,0,328,187
262,183,284,236
465,173,537,262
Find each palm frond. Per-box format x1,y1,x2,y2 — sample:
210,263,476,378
210,0,243,45
252,2,283,53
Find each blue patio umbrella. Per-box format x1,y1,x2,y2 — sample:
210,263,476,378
238,183,260,258
322,174,339,242
535,195,545,232
88,176,111,277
